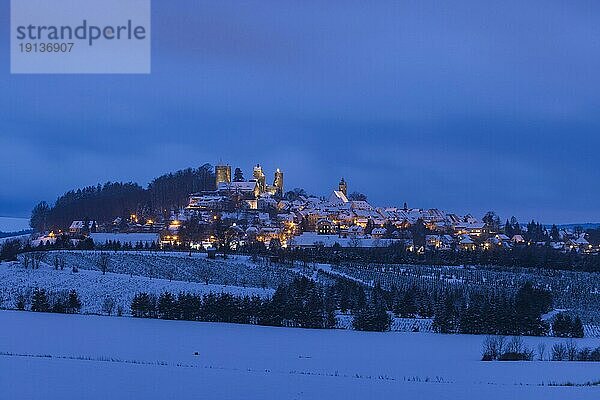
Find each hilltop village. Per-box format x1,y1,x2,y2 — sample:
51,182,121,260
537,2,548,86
32,163,598,254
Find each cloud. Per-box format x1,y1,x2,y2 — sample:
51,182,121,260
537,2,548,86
1,0,599,223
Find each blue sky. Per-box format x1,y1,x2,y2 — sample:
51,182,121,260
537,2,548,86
1,1,599,223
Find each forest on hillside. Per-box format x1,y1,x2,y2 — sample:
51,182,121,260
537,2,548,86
29,164,215,231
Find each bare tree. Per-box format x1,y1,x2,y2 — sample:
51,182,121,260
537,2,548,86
537,342,546,361
97,253,110,275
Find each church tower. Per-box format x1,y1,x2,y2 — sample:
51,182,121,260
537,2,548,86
338,178,347,196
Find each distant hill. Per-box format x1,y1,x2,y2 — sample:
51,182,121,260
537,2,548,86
549,223,600,230
0,217,31,233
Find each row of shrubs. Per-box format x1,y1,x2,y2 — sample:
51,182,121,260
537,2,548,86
16,288,82,314
482,336,600,361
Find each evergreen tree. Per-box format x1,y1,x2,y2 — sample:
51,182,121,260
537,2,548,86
66,290,82,314
552,313,572,337
30,201,50,232
572,316,584,338
31,288,50,312
233,168,244,182
353,302,391,332
550,225,560,241
483,211,501,233
158,291,178,320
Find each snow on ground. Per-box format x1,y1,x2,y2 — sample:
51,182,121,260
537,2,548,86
0,216,30,232
0,261,273,315
1,310,600,400
43,250,297,289
89,232,160,245
289,232,400,248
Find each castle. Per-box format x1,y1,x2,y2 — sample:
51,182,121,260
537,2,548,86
215,163,284,197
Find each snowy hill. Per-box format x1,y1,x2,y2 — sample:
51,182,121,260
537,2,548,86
40,251,299,289
0,261,273,315
2,311,600,400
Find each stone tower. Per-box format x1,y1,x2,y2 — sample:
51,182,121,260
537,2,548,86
253,164,266,194
273,168,284,196
215,164,231,187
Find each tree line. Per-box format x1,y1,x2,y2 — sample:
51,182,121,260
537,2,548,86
16,288,82,314
29,164,215,231
275,240,600,272
432,282,553,336
130,276,391,332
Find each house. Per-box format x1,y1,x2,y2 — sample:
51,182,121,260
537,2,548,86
371,227,387,239
187,195,226,211
460,222,486,237
511,235,525,244
425,235,441,249
316,218,334,235
458,235,476,251
69,220,97,235
426,234,454,250
216,181,260,198
440,235,455,250
347,225,364,238
495,233,510,242
568,234,591,253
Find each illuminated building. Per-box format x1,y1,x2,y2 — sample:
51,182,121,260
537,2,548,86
215,164,231,186
253,164,266,193
273,169,284,196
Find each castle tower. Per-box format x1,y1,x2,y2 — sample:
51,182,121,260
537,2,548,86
338,178,347,196
215,164,231,187
253,164,266,194
273,168,284,196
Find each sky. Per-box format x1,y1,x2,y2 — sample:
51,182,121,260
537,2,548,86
1,0,599,224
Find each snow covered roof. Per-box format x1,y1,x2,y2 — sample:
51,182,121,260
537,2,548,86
455,222,485,230
328,191,349,205
573,234,589,245
512,235,525,242
459,235,474,244
350,200,373,211
217,181,257,192
69,220,96,230
289,232,400,248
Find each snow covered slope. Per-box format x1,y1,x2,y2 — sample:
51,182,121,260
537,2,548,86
1,311,599,400
43,250,298,289
0,261,273,315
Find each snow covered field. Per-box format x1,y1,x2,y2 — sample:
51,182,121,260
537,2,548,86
0,216,29,232
45,250,298,289
0,261,273,315
1,310,599,400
